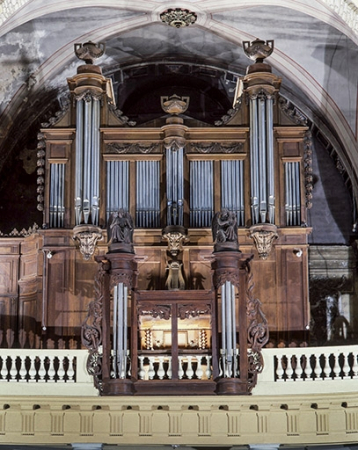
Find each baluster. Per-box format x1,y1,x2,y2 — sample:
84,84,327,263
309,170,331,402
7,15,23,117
343,351,351,379
295,355,303,381
157,357,165,380
38,355,46,381
9,356,18,381
321,354,330,380
205,356,212,380
276,355,285,381
138,356,145,380
57,356,65,382
166,357,172,380
352,352,358,379
178,356,184,380
285,355,294,381
67,356,75,382
47,356,56,381
331,353,338,380
313,354,321,380
195,357,203,380
186,356,194,380
148,357,155,380
28,356,37,382
0,356,7,381
19,356,27,382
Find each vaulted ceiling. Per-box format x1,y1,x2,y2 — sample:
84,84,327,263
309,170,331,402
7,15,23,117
0,0,357,232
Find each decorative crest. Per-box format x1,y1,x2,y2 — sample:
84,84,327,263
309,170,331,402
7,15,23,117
160,8,197,28
243,39,274,63
161,94,189,115
74,41,105,64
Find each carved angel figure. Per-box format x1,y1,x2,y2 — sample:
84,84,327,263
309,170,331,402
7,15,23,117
108,209,133,244
212,208,238,243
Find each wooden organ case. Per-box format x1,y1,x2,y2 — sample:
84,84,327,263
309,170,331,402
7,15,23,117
34,40,311,395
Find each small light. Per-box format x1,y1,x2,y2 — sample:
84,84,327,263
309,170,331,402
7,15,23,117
46,251,53,259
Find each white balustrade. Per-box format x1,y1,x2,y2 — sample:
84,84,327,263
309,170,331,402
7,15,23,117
0,350,77,383
137,355,213,381
264,345,358,382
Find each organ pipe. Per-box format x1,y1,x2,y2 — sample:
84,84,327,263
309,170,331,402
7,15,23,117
166,147,184,226
220,281,237,378
112,282,129,379
249,92,275,225
74,96,101,226
190,160,214,227
136,160,160,228
106,161,129,220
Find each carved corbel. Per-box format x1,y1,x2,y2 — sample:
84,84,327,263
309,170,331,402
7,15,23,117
249,224,278,260
73,224,103,260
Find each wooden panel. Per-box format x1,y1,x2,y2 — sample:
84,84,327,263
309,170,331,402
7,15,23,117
0,256,20,295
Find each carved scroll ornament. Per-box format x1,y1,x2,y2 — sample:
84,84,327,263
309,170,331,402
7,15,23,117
246,266,269,391
81,265,105,391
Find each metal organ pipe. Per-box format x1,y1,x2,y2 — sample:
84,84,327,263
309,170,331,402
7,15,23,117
112,282,128,379
266,96,275,224
258,96,267,224
75,100,84,225
74,96,101,226
220,281,237,378
249,92,275,225
221,160,244,226
250,97,259,224
166,147,184,226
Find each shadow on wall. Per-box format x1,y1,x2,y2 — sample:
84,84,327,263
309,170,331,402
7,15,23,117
308,133,352,244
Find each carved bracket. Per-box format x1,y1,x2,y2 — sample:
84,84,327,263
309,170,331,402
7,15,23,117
73,225,103,260
249,224,278,260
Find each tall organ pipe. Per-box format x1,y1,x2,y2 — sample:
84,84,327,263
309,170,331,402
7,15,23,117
112,282,128,379
249,92,275,225
266,96,275,223
220,281,237,378
166,147,184,226
74,96,100,226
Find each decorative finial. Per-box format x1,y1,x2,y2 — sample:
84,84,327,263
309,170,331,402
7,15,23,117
243,39,274,64
160,8,197,28
161,94,189,115
74,41,105,64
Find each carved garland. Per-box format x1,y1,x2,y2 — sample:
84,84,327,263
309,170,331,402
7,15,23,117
36,133,46,213
81,265,105,391
106,142,160,154
304,131,313,210
177,304,212,319
192,142,243,154
213,269,240,290
137,304,171,320
278,97,308,126
110,271,135,290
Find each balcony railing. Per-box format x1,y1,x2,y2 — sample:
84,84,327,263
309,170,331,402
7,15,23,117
1,345,358,396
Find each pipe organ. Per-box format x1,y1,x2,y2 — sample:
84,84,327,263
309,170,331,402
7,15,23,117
4,39,312,395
